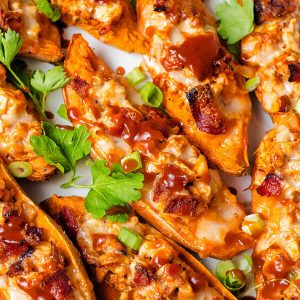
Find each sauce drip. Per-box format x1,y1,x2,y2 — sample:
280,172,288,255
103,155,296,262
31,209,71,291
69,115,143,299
0,216,24,242
188,272,206,292
17,277,53,300
153,164,189,201
108,106,172,155
162,34,219,80
122,158,138,173
259,279,290,299
116,66,125,75
151,250,170,269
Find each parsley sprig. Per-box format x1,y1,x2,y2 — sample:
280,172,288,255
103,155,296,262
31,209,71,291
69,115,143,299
30,122,144,220
0,29,69,119
30,122,91,187
216,0,254,44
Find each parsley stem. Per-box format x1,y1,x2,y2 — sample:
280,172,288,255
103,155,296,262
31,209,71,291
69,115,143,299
41,93,47,117
68,183,93,189
6,65,47,120
6,65,26,90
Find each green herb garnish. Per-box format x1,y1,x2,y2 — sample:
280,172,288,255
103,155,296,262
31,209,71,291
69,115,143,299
30,122,91,186
84,160,144,219
35,0,61,22
216,0,254,44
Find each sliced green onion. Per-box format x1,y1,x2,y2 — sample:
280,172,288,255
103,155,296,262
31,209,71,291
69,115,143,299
57,104,69,121
126,67,146,87
223,269,247,292
237,253,253,274
242,213,265,236
8,161,33,178
215,260,235,281
139,82,163,108
121,151,142,173
245,76,261,92
118,226,143,250
107,214,128,223
294,100,300,114
36,0,61,22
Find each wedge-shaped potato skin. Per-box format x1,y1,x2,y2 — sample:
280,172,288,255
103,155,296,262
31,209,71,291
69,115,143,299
62,34,253,259
0,0,63,62
42,195,238,300
0,160,95,299
50,0,148,54
136,0,251,175
251,120,300,299
241,1,300,119
0,65,55,181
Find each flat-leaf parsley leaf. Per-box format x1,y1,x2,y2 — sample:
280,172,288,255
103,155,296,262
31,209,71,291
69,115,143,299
84,160,144,219
216,0,254,44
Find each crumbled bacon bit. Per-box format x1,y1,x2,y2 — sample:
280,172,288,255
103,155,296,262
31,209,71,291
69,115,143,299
256,174,283,196
186,84,226,135
254,0,296,24
59,207,79,237
278,96,290,112
24,225,43,246
163,195,198,216
0,240,29,260
0,9,22,32
153,164,189,202
133,264,156,287
288,63,300,83
43,270,73,300
70,76,91,98
7,260,23,277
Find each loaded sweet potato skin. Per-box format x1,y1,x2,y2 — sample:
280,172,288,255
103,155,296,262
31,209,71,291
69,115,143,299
136,0,251,176
42,195,237,300
50,0,148,54
0,0,63,62
241,0,300,120
251,117,300,299
0,160,95,299
0,65,55,181
62,34,253,259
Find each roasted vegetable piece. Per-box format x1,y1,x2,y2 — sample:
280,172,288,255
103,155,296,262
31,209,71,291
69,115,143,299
136,0,251,175
0,160,95,299
42,195,238,300
62,34,253,259
49,0,148,54
0,0,63,62
0,64,55,181
241,0,300,118
252,116,300,299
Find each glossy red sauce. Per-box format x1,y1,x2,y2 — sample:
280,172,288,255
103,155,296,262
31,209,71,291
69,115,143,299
224,232,253,250
0,215,24,242
17,277,53,300
263,251,293,278
167,264,181,276
189,272,206,292
107,106,171,155
259,279,290,299
122,158,138,173
116,66,125,75
93,233,124,253
151,250,170,269
162,34,219,80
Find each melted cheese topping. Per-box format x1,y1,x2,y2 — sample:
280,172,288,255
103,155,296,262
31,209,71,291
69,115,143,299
0,79,54,181
63,201,224,300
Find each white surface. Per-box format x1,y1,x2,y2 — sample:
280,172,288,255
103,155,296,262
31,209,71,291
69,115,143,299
19,3,274,297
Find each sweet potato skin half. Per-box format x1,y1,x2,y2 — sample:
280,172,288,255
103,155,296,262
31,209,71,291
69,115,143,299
0,160,96,299
42,195,238,300
50,0,148,54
